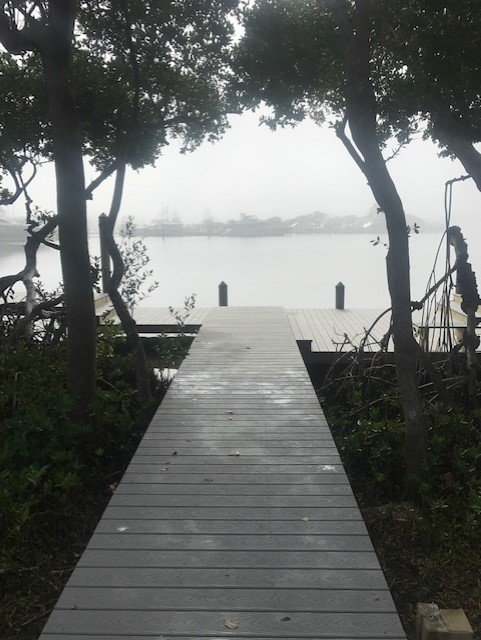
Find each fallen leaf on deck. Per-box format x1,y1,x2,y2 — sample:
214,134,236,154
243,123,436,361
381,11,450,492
108,483,117,492
172,451,178,456
224,619,238,630
281,616,292,622
302,516,309,522
225,410,234,415
228,451,241,456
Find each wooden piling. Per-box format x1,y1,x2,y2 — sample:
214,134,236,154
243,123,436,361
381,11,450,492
219,281,228,306
335,282,345,310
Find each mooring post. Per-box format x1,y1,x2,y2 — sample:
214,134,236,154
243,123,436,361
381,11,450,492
219,281,228,306
98,214,111,293
335,282,345,310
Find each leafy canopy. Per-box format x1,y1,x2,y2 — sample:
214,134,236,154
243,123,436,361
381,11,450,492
0,0,239,190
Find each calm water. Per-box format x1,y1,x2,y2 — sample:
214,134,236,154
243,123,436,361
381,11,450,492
1,233,479,309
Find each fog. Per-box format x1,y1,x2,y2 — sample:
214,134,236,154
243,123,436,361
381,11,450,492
8,110,481,233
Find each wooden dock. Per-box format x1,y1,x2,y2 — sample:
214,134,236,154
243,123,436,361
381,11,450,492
40,307,405,639
109,306,393,353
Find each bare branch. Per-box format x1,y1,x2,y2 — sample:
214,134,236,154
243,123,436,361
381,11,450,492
0,5,45,53
85,162,117,200
0,215,57,295
14,293,64,338
333,115,366,173
384,138,410,163
411,265,457,310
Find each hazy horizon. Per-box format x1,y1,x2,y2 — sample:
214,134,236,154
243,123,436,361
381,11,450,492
3,109,481,235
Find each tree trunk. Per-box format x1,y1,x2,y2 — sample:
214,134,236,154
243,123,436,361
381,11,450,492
108,285,153,405
21,265,37,339
362,156,426,475
335,0,426,477
40,10,96,409
102,161,152,404
432,119,481,192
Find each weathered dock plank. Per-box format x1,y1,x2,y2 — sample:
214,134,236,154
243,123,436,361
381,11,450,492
123,305,394,352
39,307,405,639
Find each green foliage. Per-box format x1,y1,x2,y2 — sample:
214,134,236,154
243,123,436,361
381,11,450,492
169,293,197,332
323,375,481,546
0,0,240,190
372,0,481,150
236,0,481,157
1,340,123,561
118,216,158,311
235,0,413,147
234,0,343,127
0,328,180,634
0,55,48,168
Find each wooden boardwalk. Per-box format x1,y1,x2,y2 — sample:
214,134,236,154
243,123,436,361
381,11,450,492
40,307,405,639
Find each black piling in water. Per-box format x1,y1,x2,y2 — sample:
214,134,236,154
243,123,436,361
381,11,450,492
335,282,345,310
219,281,228,306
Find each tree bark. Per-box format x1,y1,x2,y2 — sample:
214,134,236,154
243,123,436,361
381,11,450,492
102,161,152,404
432,117,481,192
21,264,37,339
0,217,57,296
40,4,96,408
334,0,426,477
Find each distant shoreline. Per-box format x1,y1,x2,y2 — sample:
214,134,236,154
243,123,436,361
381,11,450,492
81,229,443,239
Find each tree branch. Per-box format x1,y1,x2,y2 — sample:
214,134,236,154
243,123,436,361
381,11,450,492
0,215,57,295
333,115,367,173
85,162,118,200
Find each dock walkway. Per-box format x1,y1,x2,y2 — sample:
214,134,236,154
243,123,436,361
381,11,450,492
120,306,393,353
40,307,405,639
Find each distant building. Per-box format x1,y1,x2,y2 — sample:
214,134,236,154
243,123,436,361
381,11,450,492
224,213,287,237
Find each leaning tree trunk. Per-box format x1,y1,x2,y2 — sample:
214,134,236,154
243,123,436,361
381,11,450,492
40,16,96,409
335,0,426,477
432,118,481,192
360,153,426,475
102,161,152,404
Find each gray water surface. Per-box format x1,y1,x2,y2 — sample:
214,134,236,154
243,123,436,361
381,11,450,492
1,233,475,309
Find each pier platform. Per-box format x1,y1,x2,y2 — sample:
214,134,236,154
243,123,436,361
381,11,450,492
109,305,393,357
40,307,405,639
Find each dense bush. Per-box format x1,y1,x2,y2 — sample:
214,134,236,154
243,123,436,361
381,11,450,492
0,328,188,637
323,374,481,546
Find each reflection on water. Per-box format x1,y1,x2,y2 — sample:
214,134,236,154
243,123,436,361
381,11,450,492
1,233,479,309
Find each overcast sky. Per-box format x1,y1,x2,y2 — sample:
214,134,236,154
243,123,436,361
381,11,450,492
10,109,481,232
